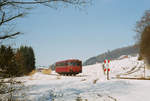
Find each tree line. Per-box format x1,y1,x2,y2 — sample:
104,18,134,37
0,45,35,77
83,45,139,66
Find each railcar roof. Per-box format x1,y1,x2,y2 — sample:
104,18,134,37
56,59,81,64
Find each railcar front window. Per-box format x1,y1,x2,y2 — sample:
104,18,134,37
77,62,81,66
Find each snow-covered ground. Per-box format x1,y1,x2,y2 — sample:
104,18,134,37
14,56,150,101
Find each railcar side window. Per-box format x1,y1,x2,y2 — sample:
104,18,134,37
56,62,68,67
68,62,72,66
68,62,81,66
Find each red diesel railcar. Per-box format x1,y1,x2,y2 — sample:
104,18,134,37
55,59,82,75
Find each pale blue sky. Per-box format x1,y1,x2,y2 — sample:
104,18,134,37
8,0,150,67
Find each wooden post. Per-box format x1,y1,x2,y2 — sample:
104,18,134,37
144,65,146,78
107,70,109,80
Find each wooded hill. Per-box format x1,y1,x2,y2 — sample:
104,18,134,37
83,45,139,66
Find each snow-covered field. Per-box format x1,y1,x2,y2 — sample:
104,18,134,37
14,56,150,101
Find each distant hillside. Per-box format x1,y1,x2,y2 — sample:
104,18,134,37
83,45,139,66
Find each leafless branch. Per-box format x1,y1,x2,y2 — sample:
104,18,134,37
0,0,90,40
0,32,21,40
0,13,24,26
0,12,5,25
0,0,88,7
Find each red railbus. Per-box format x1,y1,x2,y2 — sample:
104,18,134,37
55,59,82,75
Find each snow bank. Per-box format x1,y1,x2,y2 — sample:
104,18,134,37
13,55,150,101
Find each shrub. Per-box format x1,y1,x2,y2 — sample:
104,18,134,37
28,70,37,76
42,69,52,75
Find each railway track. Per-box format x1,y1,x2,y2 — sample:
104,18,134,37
49,73,88,77
112,76,150,80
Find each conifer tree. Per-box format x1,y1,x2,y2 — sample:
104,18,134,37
16,46,35,74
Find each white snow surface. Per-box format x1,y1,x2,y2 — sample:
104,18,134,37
15,56,150,101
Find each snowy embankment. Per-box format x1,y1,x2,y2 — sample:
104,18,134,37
15,56,150,101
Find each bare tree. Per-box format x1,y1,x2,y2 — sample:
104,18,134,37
139,26,150,65
0,0,90,41
134,10,150,60
135,10,150,43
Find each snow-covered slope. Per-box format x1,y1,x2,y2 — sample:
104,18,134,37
81,55,149,79
80,63,106,81
12,55,150,101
